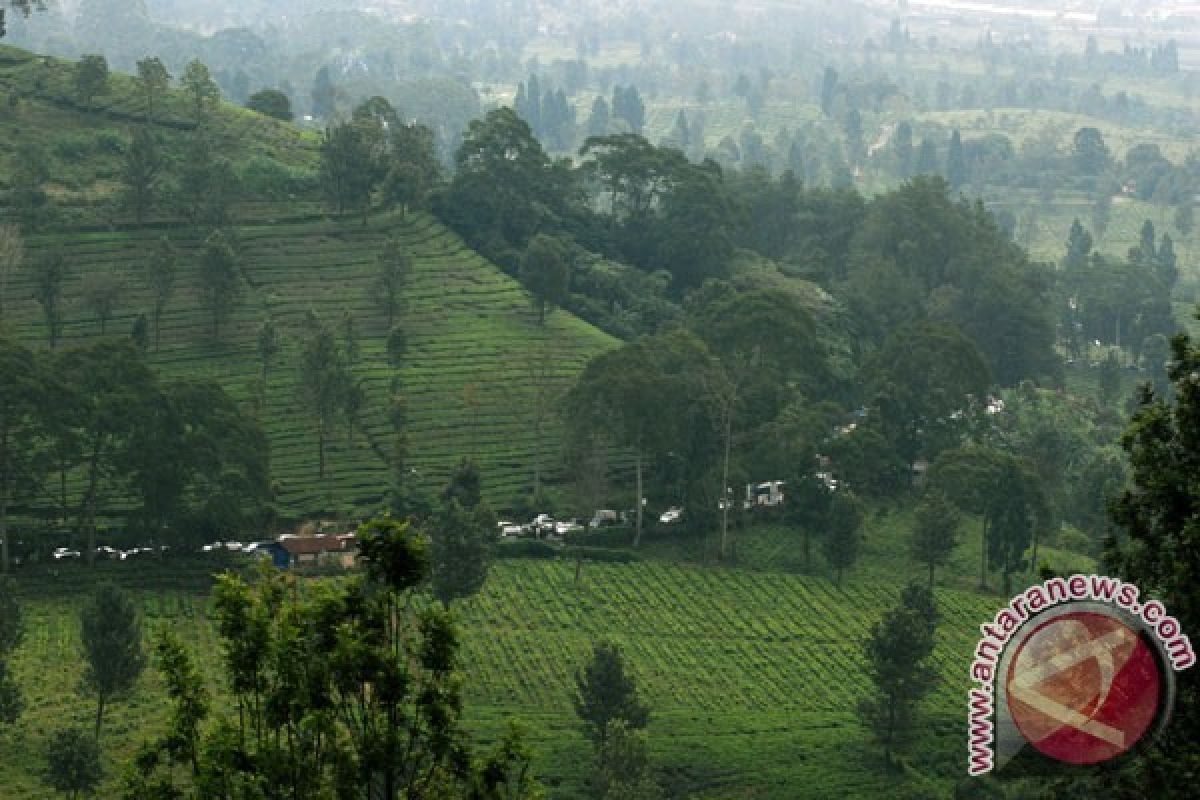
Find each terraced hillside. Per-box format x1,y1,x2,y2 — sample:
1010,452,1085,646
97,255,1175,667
2,560,1001,799
0,43,321,222
2,210,618,518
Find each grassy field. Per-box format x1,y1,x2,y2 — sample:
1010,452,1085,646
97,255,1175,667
1,553,1014,799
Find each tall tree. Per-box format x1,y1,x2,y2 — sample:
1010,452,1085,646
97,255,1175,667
593,720,663,800
73,54,108,106
373,236,412,330
909,490,961,589
11,141,51,229
180,59,220,125
79,272,123,334
80,582,146,740
429,497,494,605
824,490,864,585
58,342,154,566
197,230,240,339
143,236,176,351
319,121,376,223
1101,326,1200,796
31,250,69,348
43,727,103,800
857,586,939,765
297,311,347,480
574,641,650,747
518,233,570,324
135,57,170,120
120,128,162,224
256,317,280,387
117,516,537,798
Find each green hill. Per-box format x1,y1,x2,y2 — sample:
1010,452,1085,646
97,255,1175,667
0,44,620,521
4,559,1002,799
0,43,321,223
2,210,618,520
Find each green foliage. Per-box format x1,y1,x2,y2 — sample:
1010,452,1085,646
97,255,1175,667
79,271,123,334
430,497,495,605
823,491,864,585
244,88,292,121
176,135,239,226
297,310,350,479
73,53,107,106
124,516,535,799
870,321,991,465
574,641,650,746
857,586,939,764
0,576,21,725
179,60,219,125
198,230,241,338
43,727,103,799
30,249,68,347
910,491,961,589
593,720,663,800
81,582,146,739
142,237,176,351
121,127,162,223
374,236,412,330
519,233,571,324
1099,326,1200,795
10,140,52,228
135,57,170,119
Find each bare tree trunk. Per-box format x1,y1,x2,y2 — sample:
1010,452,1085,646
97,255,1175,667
0,423,9,574
1030,523,1040,577
94,693,106,741
82,442,101,568
720,406,732,561
979,517,989,589
318,422,326,480
633,451,643,548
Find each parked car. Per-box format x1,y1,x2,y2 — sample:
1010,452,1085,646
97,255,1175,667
497,521,525,537
52,547,81,560
659,507,683,524
589,509,621,528
555,519,584,536
531,514,556,536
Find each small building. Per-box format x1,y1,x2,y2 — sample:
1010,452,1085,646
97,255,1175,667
272,533,358,570
744,481,786,508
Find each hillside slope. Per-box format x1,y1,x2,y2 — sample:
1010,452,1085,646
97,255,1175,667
0,42,320,222
2,210,618,520
0,43,622,521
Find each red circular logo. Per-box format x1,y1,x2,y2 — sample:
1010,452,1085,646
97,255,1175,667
1005,611,1163,765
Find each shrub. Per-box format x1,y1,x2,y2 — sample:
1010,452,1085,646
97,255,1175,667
51,134,92,161
93,129,126,155
237,156,317,199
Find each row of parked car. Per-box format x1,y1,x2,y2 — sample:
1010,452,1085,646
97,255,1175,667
52,545,169,561
497,514,586,539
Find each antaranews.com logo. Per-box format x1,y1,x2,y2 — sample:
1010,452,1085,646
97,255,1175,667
967,574,1195,775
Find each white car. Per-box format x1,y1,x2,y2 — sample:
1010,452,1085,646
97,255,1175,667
555,519,584,536
52,547,81,560
659,507,683,524
531,514,556,535
498,522,525,537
